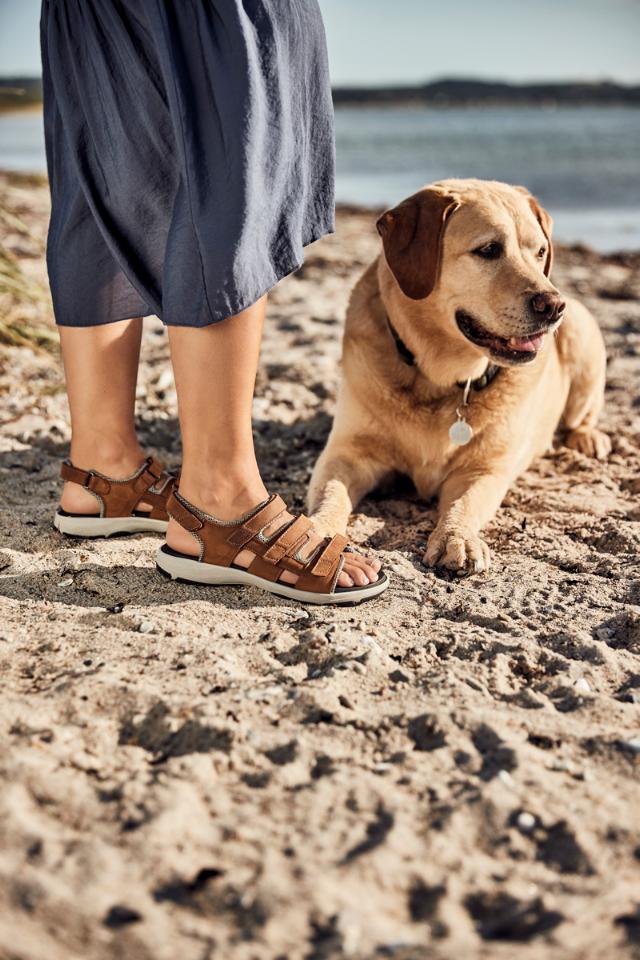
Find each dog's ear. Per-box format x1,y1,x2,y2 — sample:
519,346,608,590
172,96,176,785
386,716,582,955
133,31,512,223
376,189,459,300
529,196,554,277
515,186,554,277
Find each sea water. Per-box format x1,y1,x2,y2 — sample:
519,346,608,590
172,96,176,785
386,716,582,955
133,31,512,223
1,105,639,251
334,105,640,252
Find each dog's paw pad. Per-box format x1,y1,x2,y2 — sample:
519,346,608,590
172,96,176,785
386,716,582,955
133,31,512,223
565,428,611,460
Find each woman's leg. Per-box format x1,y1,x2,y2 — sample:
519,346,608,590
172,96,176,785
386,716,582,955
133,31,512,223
168,296,380,588
59,317,148,514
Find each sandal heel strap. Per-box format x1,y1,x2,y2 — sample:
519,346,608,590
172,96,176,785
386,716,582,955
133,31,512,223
60,455,174,521
60,460,89,485
60,461,110,495
166,491,204,532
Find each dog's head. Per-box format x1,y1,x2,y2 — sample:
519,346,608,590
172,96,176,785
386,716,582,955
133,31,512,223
376,179,565,366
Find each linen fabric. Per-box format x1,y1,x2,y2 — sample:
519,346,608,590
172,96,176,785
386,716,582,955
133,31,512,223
40,0,335,326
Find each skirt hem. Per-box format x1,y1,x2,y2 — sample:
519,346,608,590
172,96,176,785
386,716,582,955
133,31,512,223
53,222,336,328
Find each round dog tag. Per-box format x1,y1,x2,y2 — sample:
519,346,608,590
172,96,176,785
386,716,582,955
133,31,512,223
449,418,473,446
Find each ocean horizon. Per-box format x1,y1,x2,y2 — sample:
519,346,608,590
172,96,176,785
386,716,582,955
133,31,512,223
1,104,639,252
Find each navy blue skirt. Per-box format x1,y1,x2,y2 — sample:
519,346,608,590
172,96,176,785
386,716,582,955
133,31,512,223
40,0,335,327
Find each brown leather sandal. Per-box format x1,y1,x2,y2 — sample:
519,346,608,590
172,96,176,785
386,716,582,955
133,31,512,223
53,455,176,537
156,490,388,605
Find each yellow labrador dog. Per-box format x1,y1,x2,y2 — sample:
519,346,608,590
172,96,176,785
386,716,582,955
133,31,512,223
308,178,610,573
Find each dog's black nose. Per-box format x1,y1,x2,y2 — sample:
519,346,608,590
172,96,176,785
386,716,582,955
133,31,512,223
530,292,565,323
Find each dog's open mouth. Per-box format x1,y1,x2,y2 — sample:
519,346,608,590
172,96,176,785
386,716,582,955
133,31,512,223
456,310,546,364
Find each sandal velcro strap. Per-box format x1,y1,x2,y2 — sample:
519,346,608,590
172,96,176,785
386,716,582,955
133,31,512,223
246,555,282,582
227,524,260,549
225,496,288,549
243,495,287,534
263,515,313,564
133,469,158,494
167,491,204,532
143,477,177,520
309,534,349,578
146,457,164,480
87,474,111,496
60,460,88,485
152,472,175,495
60,460,110,495
131,457,163,494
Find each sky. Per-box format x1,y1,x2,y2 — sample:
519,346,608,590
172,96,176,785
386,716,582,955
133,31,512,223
0,0,639,85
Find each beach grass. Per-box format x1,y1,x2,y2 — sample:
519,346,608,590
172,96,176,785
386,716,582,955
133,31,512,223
0,176,56,351
0,248,56,350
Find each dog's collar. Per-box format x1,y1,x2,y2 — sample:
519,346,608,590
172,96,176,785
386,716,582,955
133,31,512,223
385,314,500,392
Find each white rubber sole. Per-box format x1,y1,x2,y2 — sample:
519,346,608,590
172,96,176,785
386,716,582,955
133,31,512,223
54,512,168,538
155,547,389,605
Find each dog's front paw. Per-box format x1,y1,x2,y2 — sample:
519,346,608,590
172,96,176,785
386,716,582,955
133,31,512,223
565,427,611,460
424,525,491,573
308,512,347,540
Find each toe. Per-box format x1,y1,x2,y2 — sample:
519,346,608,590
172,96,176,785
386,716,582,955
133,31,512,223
425,531,445,566
342,555,376,584
346,554,381,582
345,562,370,586
362,563,379,582
338,570,354,587
596,432,611,459
442,537,467,570
466,539,485,572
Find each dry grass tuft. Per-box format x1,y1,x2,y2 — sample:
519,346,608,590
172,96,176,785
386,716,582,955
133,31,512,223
0,246,56,350
0,173,56,352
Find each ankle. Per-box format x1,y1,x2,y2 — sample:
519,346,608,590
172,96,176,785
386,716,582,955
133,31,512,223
69,435,146,478
178,468,268,521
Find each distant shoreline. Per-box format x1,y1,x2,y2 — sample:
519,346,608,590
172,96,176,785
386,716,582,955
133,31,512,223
332,78,640,108
2,75,640,112
332,99,640,111
3,101,640,118
0,78,42,113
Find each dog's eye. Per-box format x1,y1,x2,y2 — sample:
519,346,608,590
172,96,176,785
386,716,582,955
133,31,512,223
473,242,503,260
537,246,547,259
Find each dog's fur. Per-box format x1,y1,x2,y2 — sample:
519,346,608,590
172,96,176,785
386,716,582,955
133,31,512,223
308,178,610,572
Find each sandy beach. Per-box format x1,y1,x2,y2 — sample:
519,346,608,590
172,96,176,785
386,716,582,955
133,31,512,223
1,169,639,960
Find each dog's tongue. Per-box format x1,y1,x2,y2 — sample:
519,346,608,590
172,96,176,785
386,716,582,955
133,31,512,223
506,333,544,353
